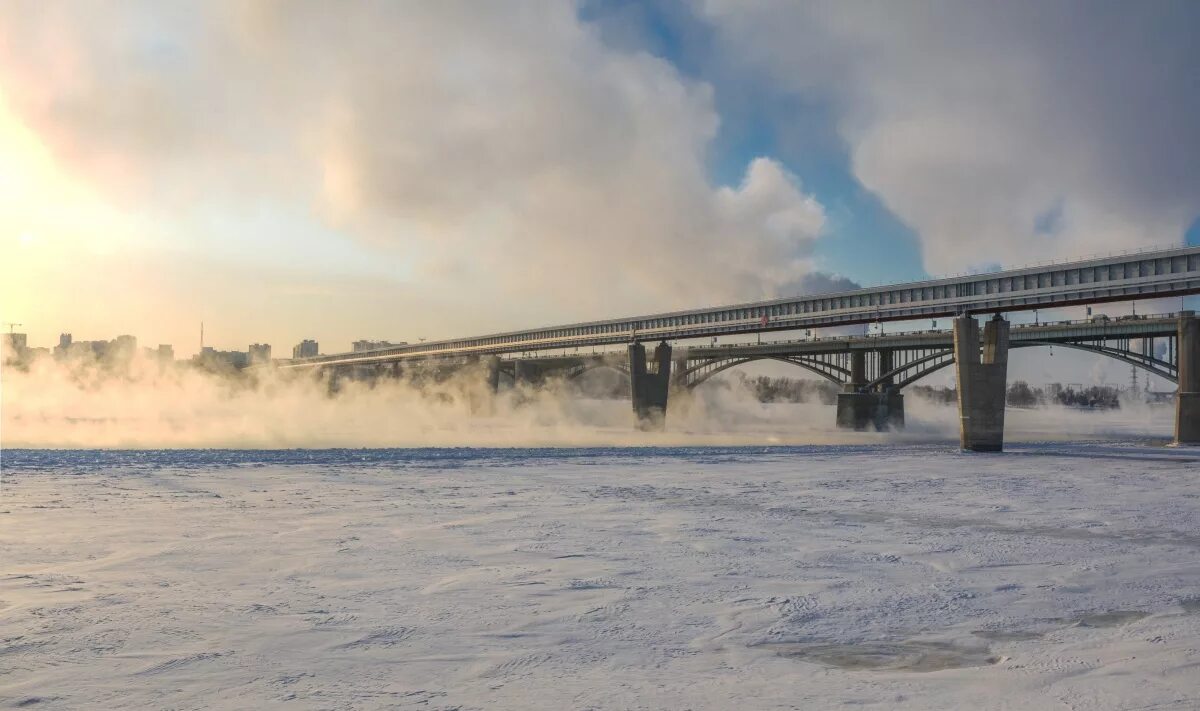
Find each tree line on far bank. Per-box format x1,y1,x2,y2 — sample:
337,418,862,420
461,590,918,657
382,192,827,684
739,374,1125,410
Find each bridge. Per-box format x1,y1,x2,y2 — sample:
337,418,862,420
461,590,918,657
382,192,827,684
283,246,1200,451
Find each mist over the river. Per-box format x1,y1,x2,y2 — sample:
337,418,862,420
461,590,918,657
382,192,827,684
0,348,1176,449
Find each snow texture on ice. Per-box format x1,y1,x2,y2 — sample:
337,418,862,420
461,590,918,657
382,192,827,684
2,442,1200,709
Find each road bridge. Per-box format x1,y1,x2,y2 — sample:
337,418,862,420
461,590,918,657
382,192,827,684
283,246,1200,450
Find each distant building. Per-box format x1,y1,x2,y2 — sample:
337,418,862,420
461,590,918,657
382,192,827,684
3,332,27,352
109,335,137,360
2,332,27,362
52,333,137,364
293,339,318,359
157,344,174,362
194,346,248,370
248,343,272,364
352,339,405,352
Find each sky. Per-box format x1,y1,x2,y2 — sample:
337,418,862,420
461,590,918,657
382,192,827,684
1,1,1198,380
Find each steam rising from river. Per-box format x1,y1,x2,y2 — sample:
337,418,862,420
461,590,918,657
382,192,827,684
0,352,1175,448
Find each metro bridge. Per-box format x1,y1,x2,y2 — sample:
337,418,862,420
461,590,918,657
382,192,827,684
284,245,1200,450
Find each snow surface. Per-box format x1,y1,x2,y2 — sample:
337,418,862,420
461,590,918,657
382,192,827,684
3,441,1200,710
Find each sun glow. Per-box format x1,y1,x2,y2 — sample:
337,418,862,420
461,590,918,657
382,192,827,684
0,87,143,328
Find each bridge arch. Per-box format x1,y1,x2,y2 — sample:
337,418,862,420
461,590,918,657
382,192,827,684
864,349,954,391
564,361,630,380
685,355,849,389
892,341,1179,389
1011,341,1177,384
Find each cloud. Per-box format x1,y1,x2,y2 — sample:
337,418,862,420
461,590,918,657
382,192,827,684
0,1,827,328
793,271,860,296
698,1,1200,274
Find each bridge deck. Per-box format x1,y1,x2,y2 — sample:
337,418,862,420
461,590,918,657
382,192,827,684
285,246,1200,368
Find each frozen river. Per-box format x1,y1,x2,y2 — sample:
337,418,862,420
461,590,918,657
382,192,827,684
3,442,1200,710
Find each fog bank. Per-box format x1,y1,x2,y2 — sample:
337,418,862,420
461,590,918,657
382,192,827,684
0,353,1176,449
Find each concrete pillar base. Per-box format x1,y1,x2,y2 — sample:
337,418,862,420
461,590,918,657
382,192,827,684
513,360,543,387
630,341,671,431
836,393,871,429
884,391,905,430
1177,391,1200,445
836,392,904,431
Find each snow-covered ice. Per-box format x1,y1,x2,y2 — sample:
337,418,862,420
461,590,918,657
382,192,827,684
3,441,1200,709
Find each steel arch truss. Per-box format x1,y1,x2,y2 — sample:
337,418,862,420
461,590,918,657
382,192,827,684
679,333,1180,392
1014,340,1177,384
863,337,1180,389
683,353,852,389
563,361,630,380
866,349,956,390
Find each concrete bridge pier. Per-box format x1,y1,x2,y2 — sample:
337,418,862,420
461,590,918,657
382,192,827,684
483,355,501,394
513,360,543,388
1176,313,1200,445
461,355,501,413
876,388,905,429
325,366,343,395
836,389,905,431
629,341,672,430
836,350,905,430
836,350,871,429
875,350,904,429
953,315,1010,452
670,354,689,391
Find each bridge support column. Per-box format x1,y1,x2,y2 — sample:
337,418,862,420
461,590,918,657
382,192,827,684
880,389,904,429
954,315,1009,452
836,389,904,431
836,350,904,431
629,341,671,430
484,355,501,394
513,360,542,387
671,354,689,390
876,349,904,429
879,349,895,389
846,351,866,392
326,366,343,395
836,350,872,430
1176,313,1200,445
836,392,872,430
